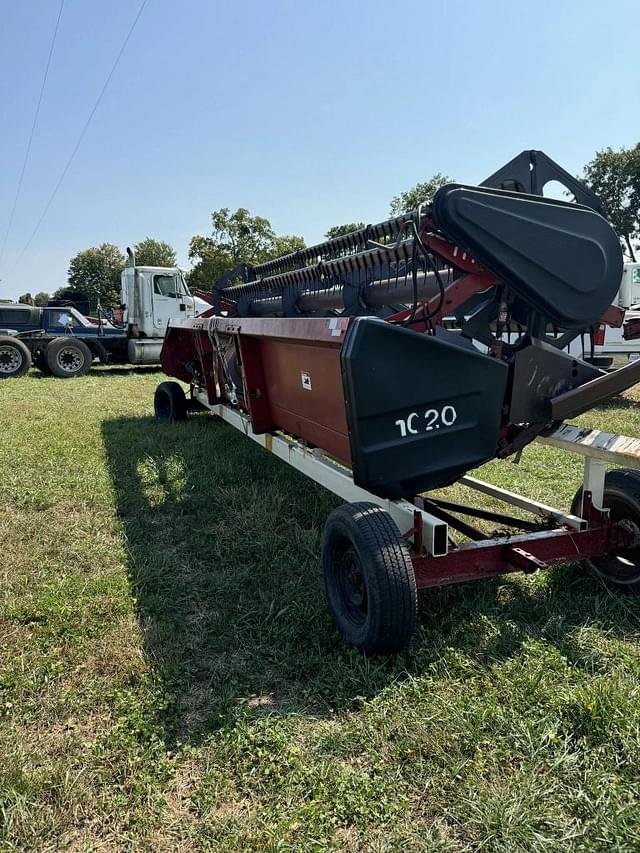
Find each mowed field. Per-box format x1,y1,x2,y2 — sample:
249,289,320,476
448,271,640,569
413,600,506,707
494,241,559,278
1,367,640,852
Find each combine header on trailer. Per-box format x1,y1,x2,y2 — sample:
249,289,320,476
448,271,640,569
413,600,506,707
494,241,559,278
155,151,640,654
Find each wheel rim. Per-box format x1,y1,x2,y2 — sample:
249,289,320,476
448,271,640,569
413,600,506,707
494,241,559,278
596,495,640,583
55,345,84,373
0,344,23,374
334,545,368,626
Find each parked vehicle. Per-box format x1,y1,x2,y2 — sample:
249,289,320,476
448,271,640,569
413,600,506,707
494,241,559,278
0,249,209,379
591,263,640,363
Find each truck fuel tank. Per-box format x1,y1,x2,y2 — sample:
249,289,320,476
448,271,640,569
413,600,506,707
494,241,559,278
127,338,163,365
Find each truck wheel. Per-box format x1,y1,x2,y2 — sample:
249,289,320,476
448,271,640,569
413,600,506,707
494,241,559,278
321,502,417,654
0,336,31,379
45,338,92,378
154,381,187,422
571,469,640,592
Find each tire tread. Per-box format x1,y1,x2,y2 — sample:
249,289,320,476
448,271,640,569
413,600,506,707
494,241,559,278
0,336,31,379
322,502,417,654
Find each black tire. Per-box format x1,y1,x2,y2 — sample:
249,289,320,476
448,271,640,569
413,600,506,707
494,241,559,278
45,337,92,378
154,381,188,422
0,336,31,379
321,502,417,654
571,469,640,592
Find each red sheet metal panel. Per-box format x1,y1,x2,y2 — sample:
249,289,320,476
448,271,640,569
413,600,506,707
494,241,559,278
214,317,353,461
256,337,350,463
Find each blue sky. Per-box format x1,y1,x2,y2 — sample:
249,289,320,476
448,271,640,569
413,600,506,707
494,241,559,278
0,0,637,300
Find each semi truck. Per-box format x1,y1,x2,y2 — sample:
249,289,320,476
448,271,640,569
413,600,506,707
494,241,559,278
0,249,208,379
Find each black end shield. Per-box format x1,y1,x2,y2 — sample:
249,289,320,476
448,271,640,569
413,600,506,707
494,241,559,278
341,319,509,499
432,184,622,329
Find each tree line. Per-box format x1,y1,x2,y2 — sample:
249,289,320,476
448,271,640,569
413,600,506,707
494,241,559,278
19,143,639,310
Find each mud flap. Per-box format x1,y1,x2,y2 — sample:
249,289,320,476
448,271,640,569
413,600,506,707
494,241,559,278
341,319,509,499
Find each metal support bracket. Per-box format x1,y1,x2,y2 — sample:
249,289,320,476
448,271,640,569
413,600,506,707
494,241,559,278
458,475,586,530
582,458,607,512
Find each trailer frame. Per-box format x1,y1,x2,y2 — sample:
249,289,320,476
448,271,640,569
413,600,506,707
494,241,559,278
190,386,640,592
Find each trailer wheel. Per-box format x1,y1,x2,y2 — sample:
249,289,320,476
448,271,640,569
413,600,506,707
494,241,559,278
154,381,188,422
571,469,640,592
321,502,417,654
45,338,92,378
0,336,31,379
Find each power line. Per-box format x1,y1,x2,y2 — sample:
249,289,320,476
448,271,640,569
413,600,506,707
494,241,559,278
8,0,149,277
0,0,65,273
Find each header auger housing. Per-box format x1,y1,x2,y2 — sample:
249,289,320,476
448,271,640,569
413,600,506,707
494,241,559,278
155,151,640,654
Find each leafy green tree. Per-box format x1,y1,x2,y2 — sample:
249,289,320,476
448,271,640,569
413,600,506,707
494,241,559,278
67,243,125,309
582,144,640,260
325,222,365,240
33,291,50,306
18,292,33,305
133,237,177,267
274,234,306,257
188,208,305,290
187,234,230,291
389,173,454,215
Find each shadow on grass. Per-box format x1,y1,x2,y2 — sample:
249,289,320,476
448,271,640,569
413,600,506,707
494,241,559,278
28,365,164,379
88,365,164,378
590,389,640,412
102,414,640,745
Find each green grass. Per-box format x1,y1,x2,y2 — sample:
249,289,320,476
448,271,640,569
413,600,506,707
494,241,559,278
1,366,640,851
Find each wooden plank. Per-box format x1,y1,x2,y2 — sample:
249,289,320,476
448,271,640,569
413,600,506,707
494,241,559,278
537,423,640,469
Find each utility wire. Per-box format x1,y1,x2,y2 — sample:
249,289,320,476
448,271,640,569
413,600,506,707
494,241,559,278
0,0,65,273
8,0,149,276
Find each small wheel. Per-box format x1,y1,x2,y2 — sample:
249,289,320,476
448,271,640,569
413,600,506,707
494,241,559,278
571,469,640,592
0,336,31,379
154,381,188,422
321,502,417,654
45,338,92,378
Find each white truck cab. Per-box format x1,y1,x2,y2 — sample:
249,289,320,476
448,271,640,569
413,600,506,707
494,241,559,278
120,248,209,364
120,265,199,336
